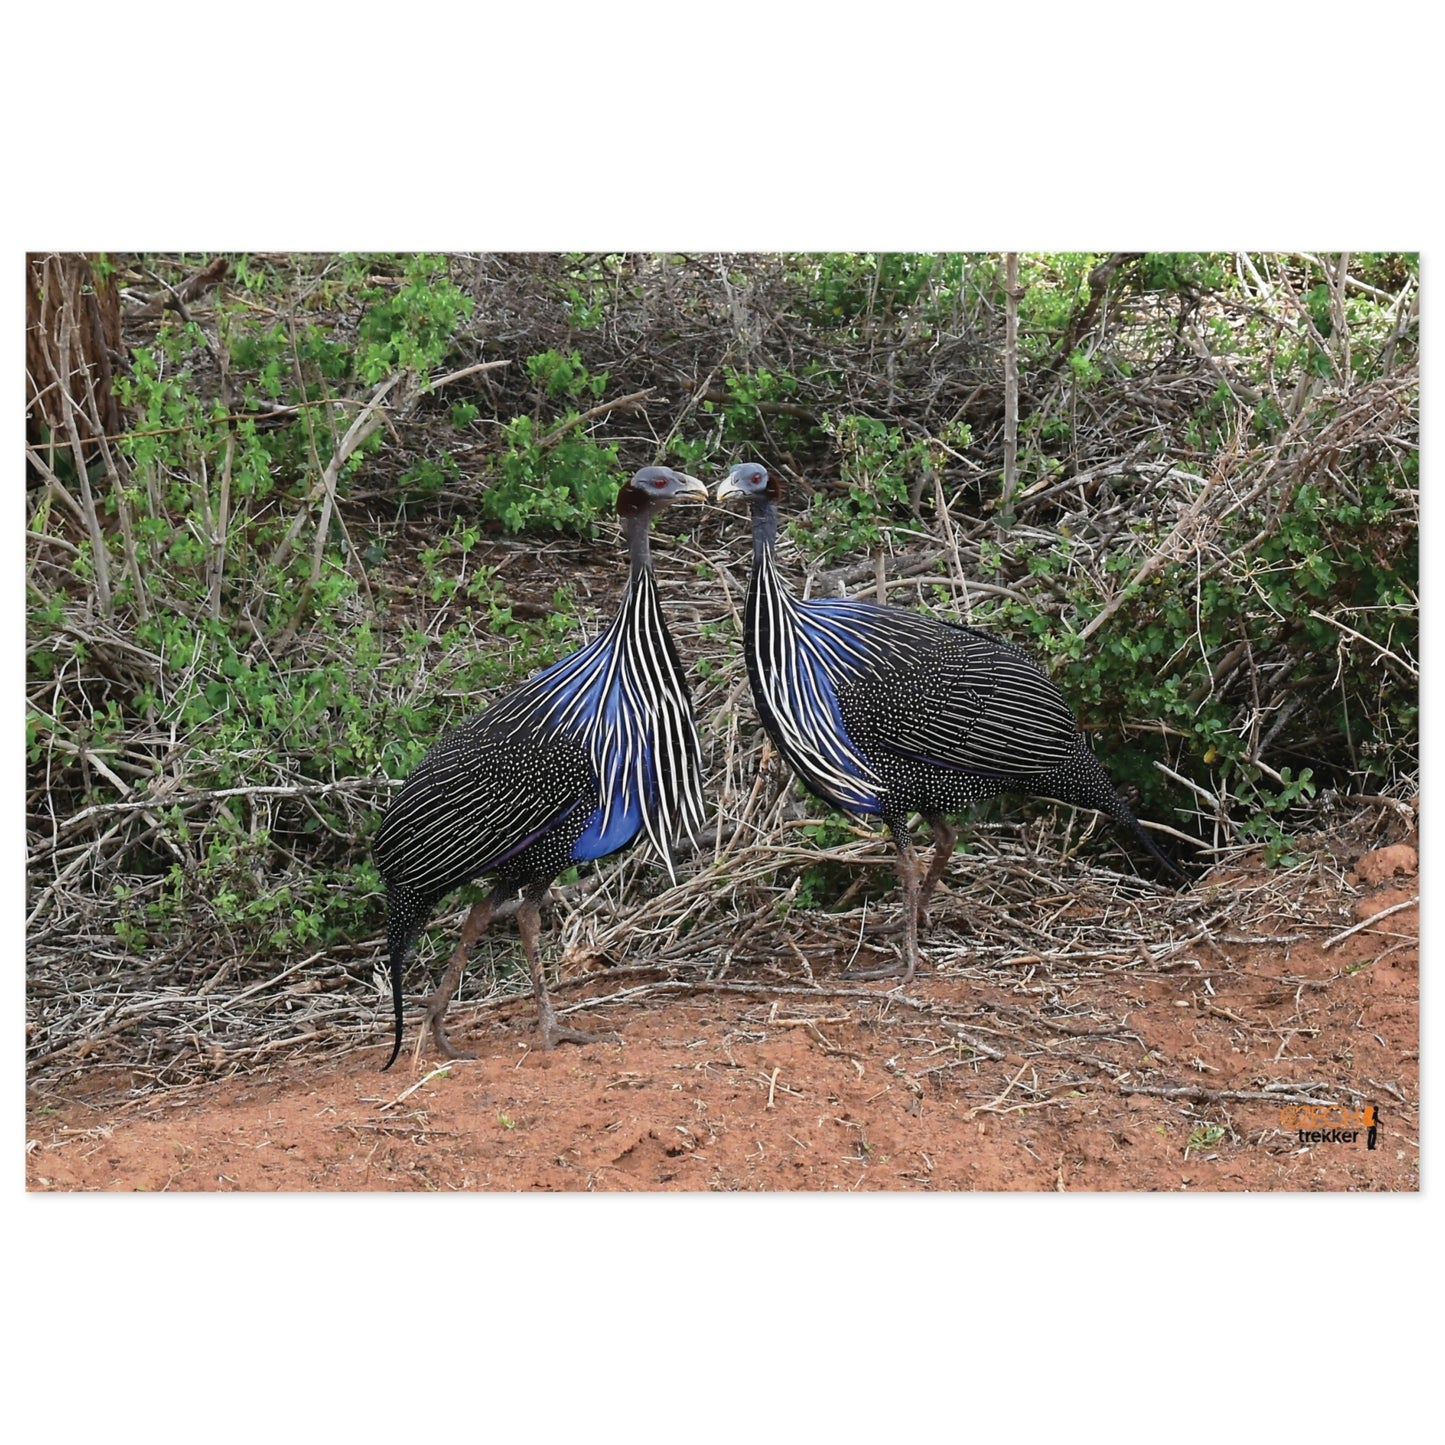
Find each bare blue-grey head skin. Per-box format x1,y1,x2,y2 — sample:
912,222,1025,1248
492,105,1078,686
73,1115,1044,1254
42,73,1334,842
373,464,708,1070
625,465,709,506
715,461,771,502
716,455,1187,988
715,462,779,554
619,466,707,565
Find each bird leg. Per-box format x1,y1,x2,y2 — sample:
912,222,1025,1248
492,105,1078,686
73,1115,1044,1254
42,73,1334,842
848,822,923,984
519,893,618,1050
917,814,958,930
422,894,497,1061
863,814,959,938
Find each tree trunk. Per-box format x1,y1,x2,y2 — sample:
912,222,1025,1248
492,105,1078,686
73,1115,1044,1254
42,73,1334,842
26,253,123,467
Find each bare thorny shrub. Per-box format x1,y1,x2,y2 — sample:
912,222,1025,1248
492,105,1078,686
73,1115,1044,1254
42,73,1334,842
25,252,1418,1096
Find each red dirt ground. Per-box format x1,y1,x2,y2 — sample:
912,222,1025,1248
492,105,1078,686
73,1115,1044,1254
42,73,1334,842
25,845,1418,1193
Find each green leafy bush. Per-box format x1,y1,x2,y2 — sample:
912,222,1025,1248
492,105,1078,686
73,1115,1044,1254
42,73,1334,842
797,415,971,561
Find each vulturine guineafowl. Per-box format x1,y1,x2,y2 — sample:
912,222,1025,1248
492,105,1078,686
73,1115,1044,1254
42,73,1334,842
373,466,708,1068
715,461,1185,984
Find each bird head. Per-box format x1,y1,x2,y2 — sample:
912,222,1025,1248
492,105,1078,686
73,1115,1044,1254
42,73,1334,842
715,462,777,503
616,466,708,516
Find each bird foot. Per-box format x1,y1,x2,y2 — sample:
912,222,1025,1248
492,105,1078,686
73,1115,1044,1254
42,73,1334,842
538,1013,619,1050
424,1028,476,1063
865,909,933,938
427,1015,476,1062
864,916,905,938
844,957,919,985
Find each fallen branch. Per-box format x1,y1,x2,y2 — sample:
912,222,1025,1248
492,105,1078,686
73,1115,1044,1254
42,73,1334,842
539,389,655,448
1307,609,1418,677
1119,1082,1341,1107
1321,895,1418,950
46,777,402,842
427,358,510,390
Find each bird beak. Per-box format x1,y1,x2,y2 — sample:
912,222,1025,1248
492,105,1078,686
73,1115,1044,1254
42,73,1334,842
715,474,745,502
674,473,708,501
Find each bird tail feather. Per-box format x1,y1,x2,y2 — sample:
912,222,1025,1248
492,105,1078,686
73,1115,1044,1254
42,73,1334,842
381,883,432,1070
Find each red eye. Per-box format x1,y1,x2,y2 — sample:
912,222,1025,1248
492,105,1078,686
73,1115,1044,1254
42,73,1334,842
653,477,667,488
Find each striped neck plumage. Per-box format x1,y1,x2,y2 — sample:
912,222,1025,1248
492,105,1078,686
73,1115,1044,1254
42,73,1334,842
603,511,706,877
619,511,663,639
741,494,886,815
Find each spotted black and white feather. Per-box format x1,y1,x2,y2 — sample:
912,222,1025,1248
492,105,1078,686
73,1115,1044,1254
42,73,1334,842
746,543,1087,813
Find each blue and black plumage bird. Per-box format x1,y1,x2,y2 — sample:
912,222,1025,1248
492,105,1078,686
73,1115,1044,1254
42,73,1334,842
716,461,1185,984
373,466,708,1068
